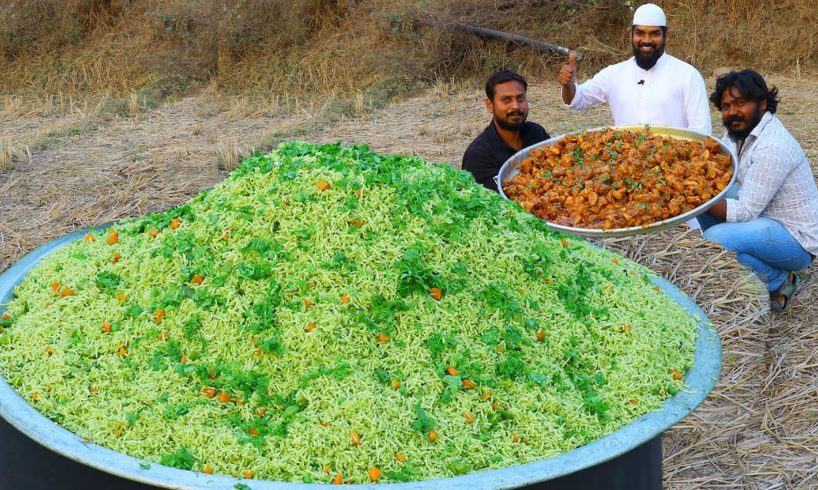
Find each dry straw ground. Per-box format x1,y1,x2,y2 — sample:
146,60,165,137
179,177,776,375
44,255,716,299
3,70,818,487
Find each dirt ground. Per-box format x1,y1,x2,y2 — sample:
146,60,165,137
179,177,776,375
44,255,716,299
2,74,818,488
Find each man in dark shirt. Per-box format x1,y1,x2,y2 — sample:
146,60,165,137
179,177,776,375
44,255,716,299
462,70,550,192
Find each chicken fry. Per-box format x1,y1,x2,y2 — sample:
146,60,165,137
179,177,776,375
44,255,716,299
503,129,733,229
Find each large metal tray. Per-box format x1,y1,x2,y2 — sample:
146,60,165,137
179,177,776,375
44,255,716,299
0,227,722,489
497,125,738,238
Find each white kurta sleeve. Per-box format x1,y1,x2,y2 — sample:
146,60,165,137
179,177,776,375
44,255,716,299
566,66,611,110
684,69,713,136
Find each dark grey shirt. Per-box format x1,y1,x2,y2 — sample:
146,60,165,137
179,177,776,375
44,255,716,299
462,121,549,192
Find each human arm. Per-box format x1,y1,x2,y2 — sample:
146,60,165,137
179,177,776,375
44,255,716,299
562,63,610,111
706,199,726,220
462,144,500,193
557,51,577,105
726,140,798,222
684,69,713,136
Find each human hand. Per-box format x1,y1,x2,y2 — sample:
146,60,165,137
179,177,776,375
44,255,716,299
557,50,576,87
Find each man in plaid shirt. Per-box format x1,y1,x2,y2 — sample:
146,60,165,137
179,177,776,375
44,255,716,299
699,69,818,312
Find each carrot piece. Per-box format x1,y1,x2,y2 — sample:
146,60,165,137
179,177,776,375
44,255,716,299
348,218,364,227
304,322,317,333
170,218,181,229
428,430,437,442
83,233,96,243
628,399,638,405
116,293,128,302
156,331,169,341
50,281,61,292
248,428,259,437
671,369,683,381
32,391,39,401
191,274,204,285
148,228,159,237
480,390,494,401
368,466,381,482
203,465,214,474
111,252,121,263
202,387,216,398
429,287,442,301
88,386,99,394
117,345,128,357
316,180,331,191
256,407,266,417
303,298,313,308
242,470,254,479
351,429,361,446
560,237,569,248
377,333,389,343
535,330,545,342
106,229,119,245
395,453,407,462
113,429,122,438
217,391,231,403
1,312,10,320
44,345,54,356
59,287,75,297
491,402,500,411
446,366,459,376
153,309,166,324
340,294,350,304
462,378,476,390
612,257,619,264
101,322,112,333
391,380,401,390
465,412,474,424
180,355,187,364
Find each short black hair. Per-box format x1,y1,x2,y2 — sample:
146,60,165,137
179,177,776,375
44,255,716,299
485,70,527,100
710,69,779,114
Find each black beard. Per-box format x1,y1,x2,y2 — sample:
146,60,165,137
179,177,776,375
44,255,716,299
494,113,526,131
632,44,665,70
723,105,763,141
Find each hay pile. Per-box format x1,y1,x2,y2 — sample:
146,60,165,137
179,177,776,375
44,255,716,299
2,78,818,487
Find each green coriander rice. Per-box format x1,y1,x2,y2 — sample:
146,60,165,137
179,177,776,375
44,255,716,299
0,142,697,484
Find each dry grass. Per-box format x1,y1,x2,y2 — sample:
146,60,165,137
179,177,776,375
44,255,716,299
3,72,818,488
215,138,247,172
0,139,29,171
2,1,817,107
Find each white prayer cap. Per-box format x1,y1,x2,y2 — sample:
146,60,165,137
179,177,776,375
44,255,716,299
633,3,667,27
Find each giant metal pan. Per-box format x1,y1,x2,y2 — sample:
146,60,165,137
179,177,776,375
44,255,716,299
0,227,722,489
497,125,738,238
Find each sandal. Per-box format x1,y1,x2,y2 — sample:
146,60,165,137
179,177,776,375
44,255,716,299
770,271,802,312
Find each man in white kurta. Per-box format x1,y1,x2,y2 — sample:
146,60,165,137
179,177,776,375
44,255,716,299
557,4,712,136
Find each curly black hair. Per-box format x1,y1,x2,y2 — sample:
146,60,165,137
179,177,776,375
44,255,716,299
710,69,779,113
